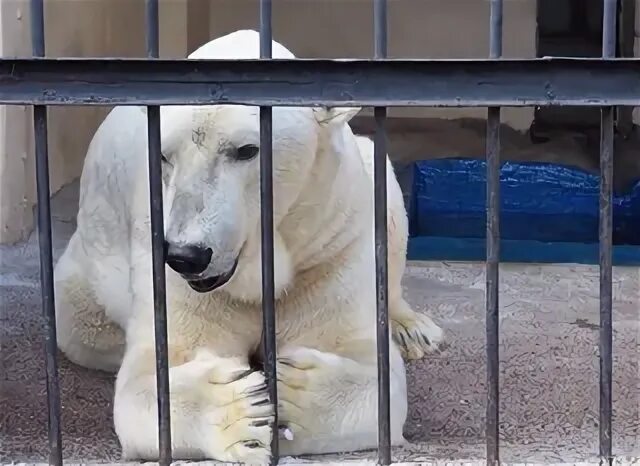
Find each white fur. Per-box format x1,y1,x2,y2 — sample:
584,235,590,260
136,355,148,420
53,29,445,463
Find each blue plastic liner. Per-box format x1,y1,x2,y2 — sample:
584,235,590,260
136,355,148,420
411,158,640,245
407,236,640,265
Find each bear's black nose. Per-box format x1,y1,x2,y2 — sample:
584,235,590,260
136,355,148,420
165,242,213,275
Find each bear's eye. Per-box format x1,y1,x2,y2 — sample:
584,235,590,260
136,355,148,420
160,153,170,164
234,144,260,161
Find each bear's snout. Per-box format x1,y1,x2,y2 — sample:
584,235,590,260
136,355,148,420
165,242,213,275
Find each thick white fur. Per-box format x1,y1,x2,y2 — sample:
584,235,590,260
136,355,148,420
53,30,444,463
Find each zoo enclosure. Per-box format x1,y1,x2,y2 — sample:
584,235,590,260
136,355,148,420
4,0,636,464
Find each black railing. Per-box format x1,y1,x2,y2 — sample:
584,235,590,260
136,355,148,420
2,58,640,107
373,0,391,462
485,0,503,462
258,0,279,462
143,3,172,466
599,0,618,462
20,0,630,465
29,1,62,465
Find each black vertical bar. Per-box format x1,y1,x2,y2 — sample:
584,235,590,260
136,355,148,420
486,0,503,465
30,0,45,58
259,1,278,464
373,0,391,464
617,0,635,138
599,1,616,463
374,0,387,59
146,0,159,58
30,1,63,465
145,1,171,465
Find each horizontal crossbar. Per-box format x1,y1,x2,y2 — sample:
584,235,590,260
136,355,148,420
0,57,639,107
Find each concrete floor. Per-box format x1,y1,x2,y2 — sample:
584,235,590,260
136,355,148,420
1,181,639,465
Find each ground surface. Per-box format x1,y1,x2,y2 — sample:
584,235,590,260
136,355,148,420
1,181,639,464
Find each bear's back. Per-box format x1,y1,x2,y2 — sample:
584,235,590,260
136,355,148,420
188,29,296,60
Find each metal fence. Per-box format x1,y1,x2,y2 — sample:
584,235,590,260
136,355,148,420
3,0,634,464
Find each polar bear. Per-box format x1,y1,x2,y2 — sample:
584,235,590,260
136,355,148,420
53,29,444,463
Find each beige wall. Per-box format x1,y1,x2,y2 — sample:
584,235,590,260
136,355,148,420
0,0,204,243
0,1,34,243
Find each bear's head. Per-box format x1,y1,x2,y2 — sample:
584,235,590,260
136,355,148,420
157,29,362,302
160,103,361,300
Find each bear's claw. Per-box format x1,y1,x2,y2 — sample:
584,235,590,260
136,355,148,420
207,369,274,464
392,311,445,360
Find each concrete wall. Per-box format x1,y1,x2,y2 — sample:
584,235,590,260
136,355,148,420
0,0,206,243
0,1,34,243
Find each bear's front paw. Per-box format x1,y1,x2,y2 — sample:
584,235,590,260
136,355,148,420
275,347,342,439
204,367,274,464
393,311,446,360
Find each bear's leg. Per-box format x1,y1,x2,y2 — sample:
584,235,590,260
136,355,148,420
114,347,274,463
387,230,445,360
276,344,408,456
385,168,445,359
54,234,126,373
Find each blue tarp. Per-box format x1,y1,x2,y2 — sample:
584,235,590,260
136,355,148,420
410,158,640,245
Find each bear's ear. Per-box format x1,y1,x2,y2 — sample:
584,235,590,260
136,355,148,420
313,106,361,127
